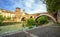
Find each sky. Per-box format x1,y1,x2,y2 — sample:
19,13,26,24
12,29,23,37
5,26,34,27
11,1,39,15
0,0,47,14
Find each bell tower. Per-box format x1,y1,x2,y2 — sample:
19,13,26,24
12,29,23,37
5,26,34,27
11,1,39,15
16,8,20,12
15,7,21,22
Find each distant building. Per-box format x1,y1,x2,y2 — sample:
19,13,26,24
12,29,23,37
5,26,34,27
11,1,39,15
0,8,47,22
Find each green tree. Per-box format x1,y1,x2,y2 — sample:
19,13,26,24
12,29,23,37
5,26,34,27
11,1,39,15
36,16,49,25
26,18,35,28
0,14,5,23
40,0,60,20
6,17,11,20
0,13,6,26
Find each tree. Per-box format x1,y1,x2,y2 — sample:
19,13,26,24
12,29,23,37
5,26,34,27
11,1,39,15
36,16,49,25
6,17,11,20
26,18,35,28
40,0,60,20
0,14,5,23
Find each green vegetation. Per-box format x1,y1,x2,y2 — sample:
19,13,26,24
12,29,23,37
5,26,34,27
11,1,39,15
26,16,49,27
40,0,60,19
0,22,21,26
45,0,60,19
0,14,5,26
56,22,60,26
26,18,35,28
0,15,5,22
0,16,49,34
6,17,11,20
0,14,19,26
36,16,49,26
46,0,59,13
40,0,60,12
0,14,12,26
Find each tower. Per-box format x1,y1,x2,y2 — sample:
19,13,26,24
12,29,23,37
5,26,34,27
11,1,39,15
15,7,21,22
16,7,21,12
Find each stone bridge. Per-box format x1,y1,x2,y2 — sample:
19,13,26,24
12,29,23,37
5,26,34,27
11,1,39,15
35,13,56,22
21,13,56,22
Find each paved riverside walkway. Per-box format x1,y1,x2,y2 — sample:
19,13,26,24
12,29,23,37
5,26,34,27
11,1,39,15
26,24,60,37
1,23,60,37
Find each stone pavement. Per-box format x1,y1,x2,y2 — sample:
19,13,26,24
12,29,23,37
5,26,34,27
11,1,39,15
1,23,60,37
26,24,60,37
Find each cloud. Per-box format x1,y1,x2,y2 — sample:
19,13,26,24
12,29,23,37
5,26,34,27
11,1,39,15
24,0,47,14
0,0,47,14
22,0,47,14
24,0,34,8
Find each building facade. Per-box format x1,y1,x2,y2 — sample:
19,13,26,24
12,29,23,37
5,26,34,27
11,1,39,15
0,8,38,22
0,8,56,22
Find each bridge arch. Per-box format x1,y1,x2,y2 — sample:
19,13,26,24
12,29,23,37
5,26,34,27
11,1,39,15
35,14,56,22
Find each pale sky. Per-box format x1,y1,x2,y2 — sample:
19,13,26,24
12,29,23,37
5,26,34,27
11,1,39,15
0,0,47,14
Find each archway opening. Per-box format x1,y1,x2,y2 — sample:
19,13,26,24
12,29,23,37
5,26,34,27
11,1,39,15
35,14,56,23
21,17,26,21
30,16,33,18
35,15,56,25
35,16,49,25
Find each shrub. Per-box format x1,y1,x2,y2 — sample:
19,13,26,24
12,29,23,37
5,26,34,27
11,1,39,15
6,17,11,20
36,16,49,25
0,15,5,26
26,18,35,28
56,22,60,26
0,22,21,26
0,15,5,22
